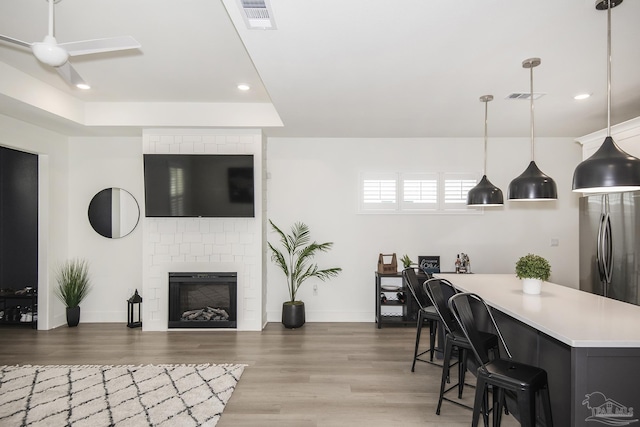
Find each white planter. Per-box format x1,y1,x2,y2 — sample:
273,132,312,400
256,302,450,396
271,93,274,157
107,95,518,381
522,278,543,295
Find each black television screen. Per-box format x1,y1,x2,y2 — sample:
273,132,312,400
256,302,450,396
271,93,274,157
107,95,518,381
143,154,254,218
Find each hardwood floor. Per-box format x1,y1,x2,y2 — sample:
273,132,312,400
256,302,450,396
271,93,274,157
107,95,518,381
0,322,519,426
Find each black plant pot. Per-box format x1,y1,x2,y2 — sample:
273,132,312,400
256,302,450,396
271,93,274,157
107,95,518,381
66,306,81,327
282,301,305,329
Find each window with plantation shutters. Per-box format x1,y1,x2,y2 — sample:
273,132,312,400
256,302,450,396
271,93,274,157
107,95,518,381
360,173,398,211
443,174,477,209
401,173,438,210
359,171,479,214
363,180,396,204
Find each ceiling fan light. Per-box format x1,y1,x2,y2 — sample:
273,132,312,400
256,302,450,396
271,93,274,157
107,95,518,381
508,161,558,201
31,36,68,67
467,175,504,206
572,136,640,193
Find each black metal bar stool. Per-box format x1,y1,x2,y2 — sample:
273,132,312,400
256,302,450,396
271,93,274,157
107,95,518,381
424,278,499,415
449,292,553,427
401,267,441,370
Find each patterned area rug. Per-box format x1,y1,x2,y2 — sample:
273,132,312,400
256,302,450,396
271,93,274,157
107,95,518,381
0,364,245,426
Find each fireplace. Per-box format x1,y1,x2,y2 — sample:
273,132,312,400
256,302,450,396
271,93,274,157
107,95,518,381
168,272,237,328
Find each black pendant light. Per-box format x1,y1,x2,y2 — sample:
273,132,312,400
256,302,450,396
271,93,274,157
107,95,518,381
467,95,504,206
572,0,640,193
508,58,558,201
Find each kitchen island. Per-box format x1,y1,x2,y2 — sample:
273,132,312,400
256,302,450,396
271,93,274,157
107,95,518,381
435,273,640,427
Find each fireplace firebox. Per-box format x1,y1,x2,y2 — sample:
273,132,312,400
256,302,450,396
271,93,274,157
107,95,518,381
168,272,237,328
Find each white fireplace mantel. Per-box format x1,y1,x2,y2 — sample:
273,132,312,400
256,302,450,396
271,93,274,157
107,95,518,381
141,129,265,332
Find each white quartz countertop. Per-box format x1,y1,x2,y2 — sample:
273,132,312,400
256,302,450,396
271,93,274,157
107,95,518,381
434,273,640,348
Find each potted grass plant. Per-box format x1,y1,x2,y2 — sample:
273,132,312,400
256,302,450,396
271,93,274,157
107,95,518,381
54,258,92,327
515,253,551,295
268,220,342,328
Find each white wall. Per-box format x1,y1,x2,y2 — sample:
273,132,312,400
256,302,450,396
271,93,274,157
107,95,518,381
64,130,266,331
0,113,69,330
266,136,582,323
67,137,143,325
0,115,584,328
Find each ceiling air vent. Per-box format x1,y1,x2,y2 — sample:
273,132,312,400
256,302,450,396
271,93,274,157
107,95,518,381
238,0,276,30
506,92,545,100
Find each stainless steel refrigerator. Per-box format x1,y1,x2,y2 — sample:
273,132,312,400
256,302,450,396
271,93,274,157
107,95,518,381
579,192,640,305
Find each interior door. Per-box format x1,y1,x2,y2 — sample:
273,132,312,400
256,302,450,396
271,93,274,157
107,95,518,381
0,146,38,290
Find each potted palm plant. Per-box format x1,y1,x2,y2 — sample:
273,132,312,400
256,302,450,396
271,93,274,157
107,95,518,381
515,253,551,295
268,220,342,328
54,258,92,327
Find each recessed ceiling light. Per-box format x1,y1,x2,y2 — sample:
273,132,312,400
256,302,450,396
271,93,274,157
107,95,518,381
237,84,250,91
76,83,91,90
574,93,591,100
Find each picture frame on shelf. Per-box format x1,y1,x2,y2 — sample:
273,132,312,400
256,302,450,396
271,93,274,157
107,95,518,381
418,255,440,274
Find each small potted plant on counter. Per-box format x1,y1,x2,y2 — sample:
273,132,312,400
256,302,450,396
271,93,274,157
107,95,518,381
54,258,93,327
515,253,551,295
268,220,342,328
400,254,414,269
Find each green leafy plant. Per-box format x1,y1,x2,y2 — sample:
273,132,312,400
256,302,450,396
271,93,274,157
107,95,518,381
53,259,92,308
268,220,342,303
400,254,413,268
515,253,551,281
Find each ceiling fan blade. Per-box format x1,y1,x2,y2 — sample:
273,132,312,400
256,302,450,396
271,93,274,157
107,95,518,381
55,62,89,89
0,34,32,49
60,36,141,57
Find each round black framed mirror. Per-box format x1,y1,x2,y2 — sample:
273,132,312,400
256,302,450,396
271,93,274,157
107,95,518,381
88,188,140,239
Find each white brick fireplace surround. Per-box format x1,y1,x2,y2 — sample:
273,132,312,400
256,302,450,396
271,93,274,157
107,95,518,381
141,129,265,331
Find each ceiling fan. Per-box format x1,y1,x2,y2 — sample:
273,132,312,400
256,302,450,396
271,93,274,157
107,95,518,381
0,0,141,89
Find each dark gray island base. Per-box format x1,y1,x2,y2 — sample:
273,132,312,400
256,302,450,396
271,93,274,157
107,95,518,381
436,273,640,427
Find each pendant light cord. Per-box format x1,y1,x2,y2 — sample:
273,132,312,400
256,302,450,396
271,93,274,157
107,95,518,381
606,0,612,137
529,64,535,161
483,99,488,175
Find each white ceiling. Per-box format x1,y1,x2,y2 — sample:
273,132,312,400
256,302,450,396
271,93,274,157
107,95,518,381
0,0,639,139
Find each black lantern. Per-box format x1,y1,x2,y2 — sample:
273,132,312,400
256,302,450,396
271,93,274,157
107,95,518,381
127,289,142,328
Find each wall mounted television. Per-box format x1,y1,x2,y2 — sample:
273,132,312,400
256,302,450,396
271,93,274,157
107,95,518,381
143,154,254,218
